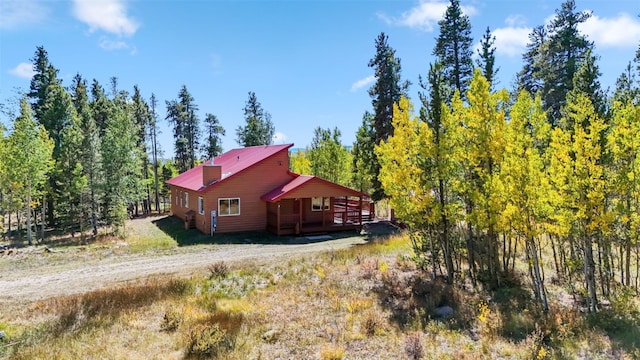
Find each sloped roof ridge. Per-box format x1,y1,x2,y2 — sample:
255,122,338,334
167,143,293,192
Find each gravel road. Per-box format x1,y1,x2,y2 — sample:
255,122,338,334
0,236,367,305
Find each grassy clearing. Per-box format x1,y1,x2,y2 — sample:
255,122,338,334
2,230,639,359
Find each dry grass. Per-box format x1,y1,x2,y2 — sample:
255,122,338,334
2,231,639,359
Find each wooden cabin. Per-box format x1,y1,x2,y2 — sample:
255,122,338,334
166,144,371,235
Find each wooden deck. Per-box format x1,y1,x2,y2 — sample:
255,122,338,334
266,200,372,236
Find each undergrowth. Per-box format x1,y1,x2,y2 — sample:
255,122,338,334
3,232,639,359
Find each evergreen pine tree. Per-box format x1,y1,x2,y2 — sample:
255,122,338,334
368,32,410,201
433,0,474,99
202,113,225,158
476,27,499,88
236,92,274,147
166,85,201,173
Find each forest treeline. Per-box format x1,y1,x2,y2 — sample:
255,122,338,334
1,0,639,312
365,0,640,314
0,45,279,241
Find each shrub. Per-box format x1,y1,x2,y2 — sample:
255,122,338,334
185,323,229,358
360,258,378,279
319,344,345,360
208,261,229,279
404,332,424,360
161,307,182,332
361,309,384,336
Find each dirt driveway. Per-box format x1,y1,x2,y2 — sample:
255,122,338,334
0,233,368,306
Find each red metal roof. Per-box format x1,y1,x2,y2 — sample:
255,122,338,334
261,174,368,202
166,144,293,192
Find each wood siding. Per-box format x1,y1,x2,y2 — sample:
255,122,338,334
194,149,293,234
170,187,202,227
169,147,368,236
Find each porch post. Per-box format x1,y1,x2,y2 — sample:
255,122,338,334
277,201,281,236
343,196,347,226
298,199,303,233
322,197,326,228
358,196,363,225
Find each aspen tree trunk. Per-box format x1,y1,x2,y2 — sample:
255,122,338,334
40,197,45,242
550,234,562,281
440,179,454,284
584,234,599,312
26,188,33,246
91,185,98,236
625,241,631,286
429,230,437,280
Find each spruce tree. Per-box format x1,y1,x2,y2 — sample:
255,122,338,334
518,0,592,126
101,86,143,237
476,27,499,89
149,93,161,212
368,32,410,201
433,0,474,99
202,113,225,158
236,91,274,147
517,25,547,96
166,85,201,173
351,111,375,193
71,74,102,236
132,85,152,214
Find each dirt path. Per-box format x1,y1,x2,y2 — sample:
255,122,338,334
0,237,367,304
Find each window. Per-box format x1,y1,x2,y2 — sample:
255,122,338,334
198,197,204,215
184,192,189,208
218,198,240,216
312,197,330,211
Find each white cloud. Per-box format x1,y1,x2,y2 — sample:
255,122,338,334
350,75,375,92
0,0,49,29
505,14,527,27
579,13,640,48
272,132,287,144
491,26,532,57
72,0,139,37
99,37,137,54
377,0,477,32
8,62,36,79
99,38,129,50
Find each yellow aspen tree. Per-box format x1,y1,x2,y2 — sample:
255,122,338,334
425,91,465,284
375,96,435,229
547,125,576,286
457,69,509,288
290,149,311,175
566,93,608,312
607,100,640,288
501,91,552,310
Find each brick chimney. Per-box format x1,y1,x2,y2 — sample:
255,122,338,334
203,164,222,185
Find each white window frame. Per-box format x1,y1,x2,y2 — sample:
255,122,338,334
311,197,330,211
218,197,240,216
198,196,204,215
184,192,189,208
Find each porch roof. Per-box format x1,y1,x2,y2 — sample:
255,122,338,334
261,174,368,203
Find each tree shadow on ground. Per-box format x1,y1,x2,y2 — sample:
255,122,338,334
1,228,107,250
373,265,547,341
586,306,640,355
489,276,538,341
151,215,367,246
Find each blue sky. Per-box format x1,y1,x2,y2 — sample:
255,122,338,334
1,0,639,157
